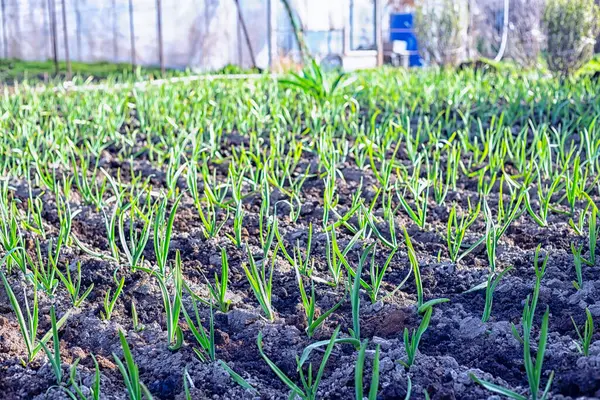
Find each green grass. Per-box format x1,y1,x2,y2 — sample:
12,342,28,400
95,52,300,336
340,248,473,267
0,59,163,83
0,59,261,85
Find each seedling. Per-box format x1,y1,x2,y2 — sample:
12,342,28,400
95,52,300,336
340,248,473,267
472,304,553,400
154,251,184,350
277,222,314,277
355,340,381,400
118,195,153,272
206,248,231,313
187,162,229,239
153,194,181,276
446,200,480,263
0,199,28,273
295,262,343,338
131,300,145,332
464,264,513,323
512,244,549,343
396,180,429,229
349,244,370,341
571,243,585,290
258,179,277,257
257,326,356,400
325,225,363,286
182,296,215,362
56,261,94,307
71,151,108,210
571,308,594,356
404,227,423,308
29,238,60,295
524,171,561,227
0,267,70,363
366,245,400,303
113,330,154,400
227,201,244,248
399,306,433,369
41,306,64,384
242,246,277,322
101,276,125,321
67,355,101,400
279,59,355,104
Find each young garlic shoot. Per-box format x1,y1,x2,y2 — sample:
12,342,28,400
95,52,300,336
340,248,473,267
41,306,63,385
153,194,181,277
118,195,153,272
446,199,480,263
399,305,433,369
465,267,513,323
182,295,216,362
472,304,553,400
0,264,71,363
355,340,381,400
571,308,594,356
242,246,277,322
113,330,154,400
257,325,359,400
404,227,423,308
101,276,125,321
205,248,231,313
571,242,585,290
294,261,344,338
56,261,94,307
511,244,548,343
67,355,101,400
154,251,184,351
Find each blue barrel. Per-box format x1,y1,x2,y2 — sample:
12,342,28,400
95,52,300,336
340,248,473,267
389,13,422,67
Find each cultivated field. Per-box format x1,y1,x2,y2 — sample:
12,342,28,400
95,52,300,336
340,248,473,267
0,69,599,399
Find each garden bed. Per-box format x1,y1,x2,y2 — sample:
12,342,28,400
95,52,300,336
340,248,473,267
0,70,599,399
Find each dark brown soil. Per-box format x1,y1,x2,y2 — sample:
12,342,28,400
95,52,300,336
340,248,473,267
1,123,599,400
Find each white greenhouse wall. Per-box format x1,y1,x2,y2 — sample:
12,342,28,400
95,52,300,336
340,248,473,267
0,0,366,71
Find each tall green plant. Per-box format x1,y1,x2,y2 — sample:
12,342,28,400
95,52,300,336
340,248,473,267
279,60,355,104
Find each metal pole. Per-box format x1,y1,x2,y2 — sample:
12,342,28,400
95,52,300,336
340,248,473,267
128,0,136,70
233,0,257,68
375,0,383,66
112,0,118,60
281,0,308,62
75,0,82,60
156,0,164,74
48,0,59,75
61,0,71,79
267,0,274,71
237,13,243,66
0,0,7,59
346,0,354,53
465,0,471,60
44,0,51,60
494,0,510,62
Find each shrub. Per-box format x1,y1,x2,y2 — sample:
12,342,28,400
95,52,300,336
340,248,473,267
414,0,468,66
543,0,600,75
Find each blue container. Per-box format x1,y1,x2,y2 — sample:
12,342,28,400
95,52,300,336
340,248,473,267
389,13,422,67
